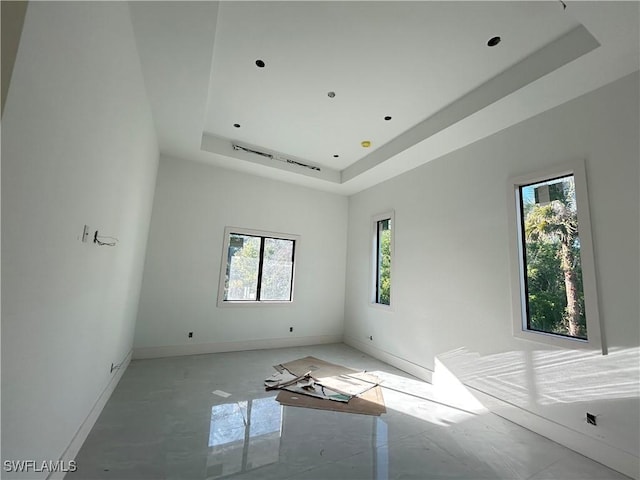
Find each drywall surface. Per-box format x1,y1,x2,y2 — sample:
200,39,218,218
1,1,28,117
1,3,158,477
345,72,639,477
134,156,348,355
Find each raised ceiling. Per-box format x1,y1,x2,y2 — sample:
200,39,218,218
204,2,579,170
129,1,640,195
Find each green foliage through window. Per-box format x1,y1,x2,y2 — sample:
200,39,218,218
376,218,392,305
520,175,587,339
224,232,295,302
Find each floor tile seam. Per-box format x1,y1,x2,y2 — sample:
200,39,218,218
468,427,566,479
375,428,435,450
413,430,517,475
524,456,564,480
479,454,536,480
377,383,480,417
281,448,374,478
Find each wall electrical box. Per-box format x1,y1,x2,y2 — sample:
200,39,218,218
81,225,91,243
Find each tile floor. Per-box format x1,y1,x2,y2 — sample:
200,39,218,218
71,344,630,480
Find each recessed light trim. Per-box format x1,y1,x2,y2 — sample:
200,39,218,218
255,59,266,68
487,36,501,47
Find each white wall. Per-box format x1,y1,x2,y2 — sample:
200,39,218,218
1,3,158,477
344,72,639,478
134,156,348,357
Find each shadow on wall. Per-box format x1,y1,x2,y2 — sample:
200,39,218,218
435,346,639,407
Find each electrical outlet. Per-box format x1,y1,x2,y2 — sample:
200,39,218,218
82,225,91,243
289,327,293,332
188,331,193,338
586,413,597,425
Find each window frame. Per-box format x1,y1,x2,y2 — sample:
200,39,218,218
217,226,299,307
507,160,604,353
371,211,395,309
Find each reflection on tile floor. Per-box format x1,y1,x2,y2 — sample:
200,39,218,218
71,344,630,480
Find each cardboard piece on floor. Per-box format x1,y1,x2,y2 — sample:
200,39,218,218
277,356,357,379
265,368,352,402
282,379,351,403
276,384,386,416
316,372,379,397
264,370,307,390
273,356,386,415
266,363,355,402
278,356,380,397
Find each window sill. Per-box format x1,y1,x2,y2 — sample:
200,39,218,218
217,300,294,308
513,327,603,352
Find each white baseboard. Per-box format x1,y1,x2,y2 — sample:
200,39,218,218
53,349,132,480
344,335,433,383
132,334,344,359
468,386,639,480
344,336,638,479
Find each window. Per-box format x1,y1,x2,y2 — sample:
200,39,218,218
218,227,298,305
372,211,394,307
507,160,603,352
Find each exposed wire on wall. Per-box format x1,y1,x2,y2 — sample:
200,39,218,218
93,230,118,247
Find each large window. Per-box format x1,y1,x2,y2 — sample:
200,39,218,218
218,227,298,305
372,211,394,307
508,161,603,352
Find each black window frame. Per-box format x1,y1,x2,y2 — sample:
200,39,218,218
219,227,298,305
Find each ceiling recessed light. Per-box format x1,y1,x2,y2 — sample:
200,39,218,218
327,91,336,98
233,123,241,128
361,140,371,148
255,59,266,68
384,116,392,121
487,36,501,47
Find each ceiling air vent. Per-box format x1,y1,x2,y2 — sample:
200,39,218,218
232,143,321,172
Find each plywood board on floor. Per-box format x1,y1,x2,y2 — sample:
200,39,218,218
277,356,358,378
276,384,386,416
273,356,386,415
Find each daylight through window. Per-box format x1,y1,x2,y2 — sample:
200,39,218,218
519,175,587,339
220,228,297,304
373,213,393,306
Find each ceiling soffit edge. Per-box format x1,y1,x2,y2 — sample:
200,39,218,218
201,25,599,186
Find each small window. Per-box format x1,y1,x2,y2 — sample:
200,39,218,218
508,161,603,352
218,227,298,306
372,211,394,307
